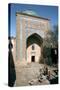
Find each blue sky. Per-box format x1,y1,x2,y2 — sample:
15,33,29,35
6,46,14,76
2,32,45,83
9,3,58,37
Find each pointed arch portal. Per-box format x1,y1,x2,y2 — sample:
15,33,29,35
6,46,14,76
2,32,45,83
26,33,43,63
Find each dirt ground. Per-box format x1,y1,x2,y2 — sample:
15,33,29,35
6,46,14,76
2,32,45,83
15,62,58,86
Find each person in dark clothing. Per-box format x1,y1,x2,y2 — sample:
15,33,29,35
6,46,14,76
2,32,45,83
8,38,16,87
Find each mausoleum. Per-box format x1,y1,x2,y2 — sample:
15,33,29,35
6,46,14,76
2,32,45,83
16,10,50,63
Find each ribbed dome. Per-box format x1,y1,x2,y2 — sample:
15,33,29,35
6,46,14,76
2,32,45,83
22,10,39,16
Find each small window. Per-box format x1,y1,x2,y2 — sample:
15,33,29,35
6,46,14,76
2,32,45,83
32,44,35,50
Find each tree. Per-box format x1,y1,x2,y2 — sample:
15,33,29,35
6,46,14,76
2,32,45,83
43,25,58,48
42,25,58,65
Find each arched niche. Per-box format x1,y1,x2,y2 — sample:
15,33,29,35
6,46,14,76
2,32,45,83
26,33,43,63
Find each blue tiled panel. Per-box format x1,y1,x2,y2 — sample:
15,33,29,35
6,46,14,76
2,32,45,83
20,17,23,60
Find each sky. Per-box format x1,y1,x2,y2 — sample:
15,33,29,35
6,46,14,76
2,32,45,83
9,3,58,37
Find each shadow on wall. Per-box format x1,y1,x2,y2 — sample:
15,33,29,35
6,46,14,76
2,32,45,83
8,37,16,87
42,46,58,66
26,33,43,48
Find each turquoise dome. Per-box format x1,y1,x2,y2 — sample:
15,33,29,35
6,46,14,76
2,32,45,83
22,10,39,16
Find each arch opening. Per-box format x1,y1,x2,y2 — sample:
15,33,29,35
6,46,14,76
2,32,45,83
26,33,43,63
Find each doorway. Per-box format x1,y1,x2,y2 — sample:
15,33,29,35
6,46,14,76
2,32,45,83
31,56,35,62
